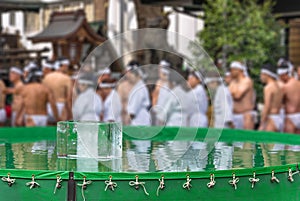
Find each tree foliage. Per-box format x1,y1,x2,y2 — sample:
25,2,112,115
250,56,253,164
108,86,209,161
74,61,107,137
197,0,284,101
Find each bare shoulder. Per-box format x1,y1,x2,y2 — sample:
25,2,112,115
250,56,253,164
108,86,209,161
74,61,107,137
0,80,5,88
244,77,253,86
264,82,277,93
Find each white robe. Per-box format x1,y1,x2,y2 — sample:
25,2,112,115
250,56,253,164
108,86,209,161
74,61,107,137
156,82,171,108
103,89,122,122
156,86,189,126
127,80,151,126
188,84,208,127
214,84,234,128
72,88,102,121
154,82,171,125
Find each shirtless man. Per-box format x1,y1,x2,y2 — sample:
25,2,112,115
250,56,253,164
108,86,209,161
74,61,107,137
259,64,283,132
277,62,300,134
0,78,6,126
117,71,133,125
43,61,72,124
16,70,58,127
5,67,24,126
151,60,171,125
229,61,255,129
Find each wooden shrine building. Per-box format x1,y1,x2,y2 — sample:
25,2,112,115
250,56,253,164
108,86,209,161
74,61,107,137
29,9,106,66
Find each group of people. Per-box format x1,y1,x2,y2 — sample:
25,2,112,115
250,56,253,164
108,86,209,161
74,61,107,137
226,59,300,134
0,57,300,134
0,58,72,127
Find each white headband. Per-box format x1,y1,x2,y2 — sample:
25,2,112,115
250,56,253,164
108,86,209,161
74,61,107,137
277,68,289,75
231,61,249,77
126,64,138,71
34,71,43,76
60,59,70,66
78,79,94,85
230,61,244,70
261,69,278,79
54,61,61,70
159,60,170,68
24,62,37,72
10,67,22,75
126,65,144,77
98,68,111,75
99,82,116,88
204,77,222,84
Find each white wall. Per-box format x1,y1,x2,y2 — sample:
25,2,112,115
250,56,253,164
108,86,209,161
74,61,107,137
166,7,204,53
1,11,53,59
2,11,24,35
107,0,137,38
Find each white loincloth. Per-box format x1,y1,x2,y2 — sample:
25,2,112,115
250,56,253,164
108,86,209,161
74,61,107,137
232,113,244,129
25,114,48,126
11,111,16,126
47,102,65,123
268,114,284,132
0,108,6,123
286,113,300,130
233,111,257,129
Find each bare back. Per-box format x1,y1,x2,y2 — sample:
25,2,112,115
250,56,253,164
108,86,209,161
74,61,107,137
43,72,71,103
21,83,49,115
0,80,6,108
117,79,133,109
117,79,133,125
152,79,163,106
229,77,255,113
283,78,300,114
265,81,283,114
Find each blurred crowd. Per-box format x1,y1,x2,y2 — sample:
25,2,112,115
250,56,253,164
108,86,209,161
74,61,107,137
0,57,300,134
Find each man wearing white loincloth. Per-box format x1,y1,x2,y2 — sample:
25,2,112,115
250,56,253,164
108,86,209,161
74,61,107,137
43,59,72,124
259,64,283,132
277,61,300,134
16,70,58,127
229,61,256,129
4,67,24,126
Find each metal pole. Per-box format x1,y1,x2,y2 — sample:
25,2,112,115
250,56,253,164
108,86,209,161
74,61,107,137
67,172,76,201
119,0,125,56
